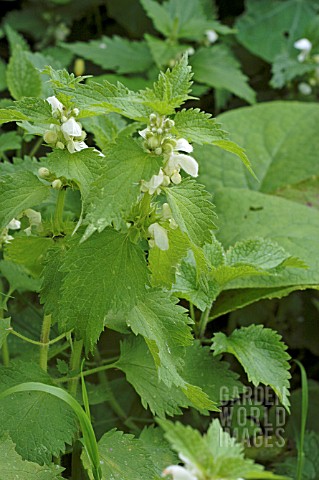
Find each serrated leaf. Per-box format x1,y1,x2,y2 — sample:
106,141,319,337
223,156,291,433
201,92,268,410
128,290,193,386
0,260,40,292
82,429,158,480
40,245,68,320
62,36,153,74
58,229,149,351
164,179,216,247
0,435,64,480
212,325,291,410
0,98,53,125
139,426,178,475
46,148,105,204
0,317,10,348
158,418,288,479
6,45,42,100
143,55,193,114
4,24,30,53
190,45,256,104
118,336,220,416
0,171,50,230
173,108,227,145
211,139,256,178
84,133,162,234
81,113,127,152
0,361,78,464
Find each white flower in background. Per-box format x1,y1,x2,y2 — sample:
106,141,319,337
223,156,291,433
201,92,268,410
162,465,198,480
294,38,312,62
298,82,312,95
7,218,21,230
148,222,169,251
24,209,42,236
205,29,218,44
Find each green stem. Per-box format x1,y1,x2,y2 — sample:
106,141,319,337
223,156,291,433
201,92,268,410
189,302,195,322
8,328,72,347
198,306,211,338
53,188,66,234
29,137,43,157
39,314,51,372
56,362,117,384
68,339,84,480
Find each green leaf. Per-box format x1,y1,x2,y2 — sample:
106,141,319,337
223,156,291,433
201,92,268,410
236,0,319,62
164,179,216,247
128,290,193,387
139,426,178,475
145,34,189,69
211,139,256,178
0,260,40,292
6,45,42,100
58,229,149,351
148,227,190,288
62,36,153,74
158,418,288,479
46,148,105,204
5,236,54,277
143,54,193,113
118,336,219,417
84,133,162,235
0,435,64,480
212,324,291,410
82,429,158,480
0,317,11,348
190,45,256,104
271,51,314,89
0,171,50,230
173,108,227,145
81,113,127,152
4,24,30,53
0,59,7,92
141,0,218,41
0,361,78,464
0,131,21,155
0,98,53,125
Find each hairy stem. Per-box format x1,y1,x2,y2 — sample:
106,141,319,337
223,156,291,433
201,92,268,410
1,339,9,366
198,305,211,338
39,314,51,371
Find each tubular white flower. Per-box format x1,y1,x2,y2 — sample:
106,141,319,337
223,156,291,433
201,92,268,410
162,466,198,480
139,128,149,139
7,218,21,230
294,38,312,62
46,96,64,115
205,29,218,43
61,117,82,138
67,140,89,154
175,138,193,153
148,223,169,251
166,153,198,178
141,169,165,195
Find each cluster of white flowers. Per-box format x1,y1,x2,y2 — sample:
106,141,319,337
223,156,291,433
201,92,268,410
293,38,319,95
140,113,198,194
140,113,198,251
0,210,42,247
294,38,312,63
43,96,89,154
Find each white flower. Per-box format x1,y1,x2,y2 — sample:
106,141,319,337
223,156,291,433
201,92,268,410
66,139,89,154
162,466,198,480
148,223,169,250
175,138,193,153
294,38,312,62
24,209,42,236
298,82,312,95
61,117,83,138
205,29,218,43
46,96,64,115
165,153,198,178
7,218,21,230
141,169,165,195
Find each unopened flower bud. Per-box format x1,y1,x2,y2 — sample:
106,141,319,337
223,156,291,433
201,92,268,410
154,147,163,155
43,130,58,144
56,141,65,150
149,113,157,124
171,171,182,184
61,115,68,123
74,58,85,76
73,108,80,116
162,175,170,187
148,136,160,149
38,167,50,178
52,179,63,190
164,118,175,129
